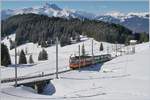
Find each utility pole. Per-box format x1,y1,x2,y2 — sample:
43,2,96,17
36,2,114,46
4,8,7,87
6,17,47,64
92,39,94,64
78,45,81,70
107,45,109,54
56,37,58,79
149,4,150,48
149,32,150,48
120,45,122,56
115,41,117,57
14,41,17,87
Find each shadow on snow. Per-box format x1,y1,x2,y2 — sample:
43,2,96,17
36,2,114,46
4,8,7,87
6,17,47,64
78,63,104,72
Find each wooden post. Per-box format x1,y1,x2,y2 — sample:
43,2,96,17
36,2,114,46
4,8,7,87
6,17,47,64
56,37,58,79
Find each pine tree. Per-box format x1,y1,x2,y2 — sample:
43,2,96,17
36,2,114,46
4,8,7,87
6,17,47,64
19,50,27,64
81,43,85,56
41,40,47,47
42,49,48,60
17,50,20,56
9,39,15,50
38,51,42,60
25,47,28,54
76,34,80,42
1,43,11,66
139,32,149,43
38,49,48,61
100,42,104,51
29,55,34,64
47,37,52,46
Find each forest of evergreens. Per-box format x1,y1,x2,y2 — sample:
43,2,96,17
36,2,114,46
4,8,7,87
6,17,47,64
1,13,149,47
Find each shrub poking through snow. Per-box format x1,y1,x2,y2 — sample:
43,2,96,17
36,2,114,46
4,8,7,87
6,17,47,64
38,49,48,61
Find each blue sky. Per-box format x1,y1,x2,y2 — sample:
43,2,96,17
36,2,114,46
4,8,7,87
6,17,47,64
1,1,149,14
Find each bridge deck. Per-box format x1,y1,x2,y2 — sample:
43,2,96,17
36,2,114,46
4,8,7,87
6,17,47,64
1,69,71,85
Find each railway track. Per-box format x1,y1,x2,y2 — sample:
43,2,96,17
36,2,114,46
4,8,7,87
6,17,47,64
1,56,112,84
1,69,72,84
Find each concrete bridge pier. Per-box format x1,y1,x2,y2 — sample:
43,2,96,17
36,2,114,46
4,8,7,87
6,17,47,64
17,79,50,94
34,80,50,93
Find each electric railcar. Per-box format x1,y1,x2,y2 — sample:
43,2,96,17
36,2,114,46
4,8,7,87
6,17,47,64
69,54,111,69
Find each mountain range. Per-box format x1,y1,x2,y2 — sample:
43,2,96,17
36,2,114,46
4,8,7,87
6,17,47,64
1,3,149,33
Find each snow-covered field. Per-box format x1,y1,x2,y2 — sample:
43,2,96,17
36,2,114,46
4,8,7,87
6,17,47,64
1,34,150,100
1,34,123,79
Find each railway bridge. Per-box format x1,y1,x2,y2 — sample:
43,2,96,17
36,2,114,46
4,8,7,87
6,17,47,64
17,79,51,94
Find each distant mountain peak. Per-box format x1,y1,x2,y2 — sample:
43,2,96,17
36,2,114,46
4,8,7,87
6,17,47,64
43,3,61,10
1,3,148,33
105,11,124,18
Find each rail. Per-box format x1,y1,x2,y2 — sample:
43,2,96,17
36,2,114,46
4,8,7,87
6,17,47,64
1,69,72,83
1,56,113,84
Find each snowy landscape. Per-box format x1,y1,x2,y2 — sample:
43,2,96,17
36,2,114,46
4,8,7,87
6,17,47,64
1,1,150,100
1,33,150,100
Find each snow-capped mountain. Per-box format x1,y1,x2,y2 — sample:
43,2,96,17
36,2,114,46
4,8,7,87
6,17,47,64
95,12,149,33
1,3,149,33
97,12,148,21
1,3,95,20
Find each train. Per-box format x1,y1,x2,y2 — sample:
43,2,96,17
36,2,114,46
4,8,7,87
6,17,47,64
69,54,112,69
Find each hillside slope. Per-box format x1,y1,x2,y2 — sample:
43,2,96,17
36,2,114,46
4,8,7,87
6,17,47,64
2,13,133,46
1,34,119,79
1,39,150,100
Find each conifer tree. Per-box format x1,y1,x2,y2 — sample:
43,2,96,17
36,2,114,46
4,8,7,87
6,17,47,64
81,43,85,56
76,34,81,42
38,49,48,61
47,37,52,46
38,51,42,60
25,47,28,54
9,39,15,50
1,43,11,66
100,42,104,51
42,49,48,60
139,32,149,43
29,55,34,64
17,50,20,56
19,50,27,64
41,40,47,47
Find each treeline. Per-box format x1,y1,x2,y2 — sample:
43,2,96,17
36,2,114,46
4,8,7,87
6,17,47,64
1,13,148,47
1,43,49,67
